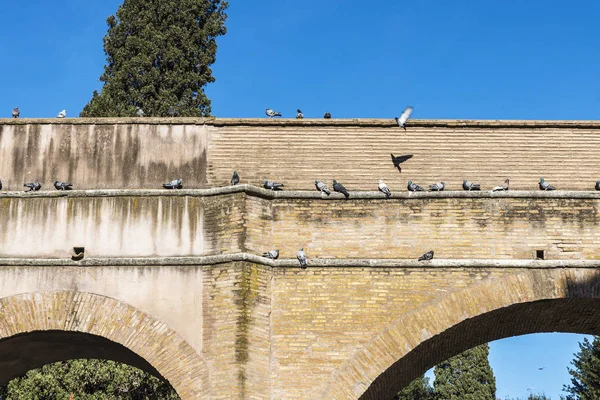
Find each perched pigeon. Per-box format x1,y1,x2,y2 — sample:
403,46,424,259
54,181,72,190
167,106,178,117
231,171,240,186
462,180,481,191
394,106,414,130
315,180,331,195
429,182,445,191
24,182,41,192
492,179,510,192
390,154,413,172
297,248,307,269
163,178,183,189
136,106,144,117
323,112,332,119
596,180,600,191
264,180,284,190
296,109,304,119
12,107,19,118
378,179,392,199
333,180,349,198
539,177,555,191
57,110,66,118
407,181,424,192
418,250,434,261
265,108,282,118
262,250,279,259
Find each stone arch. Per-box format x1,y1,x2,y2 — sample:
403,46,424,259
0,291,209,399
322,268,600,399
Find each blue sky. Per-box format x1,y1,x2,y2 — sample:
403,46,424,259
1,0,598,398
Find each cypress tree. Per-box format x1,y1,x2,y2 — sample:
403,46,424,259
563,336,600,399
433,343,496,400
81,0,228,117
394,375,433,400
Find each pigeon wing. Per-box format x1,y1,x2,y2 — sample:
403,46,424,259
397,106,414,126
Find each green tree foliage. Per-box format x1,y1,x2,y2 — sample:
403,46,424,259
81,0,228,117
505,393,551,400
0,359,179,399
563,336,600,400
394,374,433,400
433,343,496,400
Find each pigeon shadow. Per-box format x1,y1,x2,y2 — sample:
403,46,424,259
390,154,413,172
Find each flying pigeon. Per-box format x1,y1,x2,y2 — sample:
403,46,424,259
418,250,434,261
54,181,72,190
429,182,445,191
315,180,331,195
378,179,392,199
262,250,279,259
394,106,414,130
492,179,510,192
231,171,240,186
297,248,307,269
539,177,555,191
323,112,332,119
57,110,66,118
163,178,183,189
596,180,600,191
333,180,349,198
24,182,41,192
462,180,481,191
296,109,304,119
264,180,284,190
407,181,424,192
167,106,178,117
136,107,144,117
390,154,413,172
12,107,19,118
265,108,282,118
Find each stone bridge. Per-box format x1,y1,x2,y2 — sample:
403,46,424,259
0,118,599,399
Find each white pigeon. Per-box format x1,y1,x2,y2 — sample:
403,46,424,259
378,179,392,199
265,108,282,118
136,107,144,117
394,106,413,130
57,110,66,118
297,248,307,269
492,178,510,192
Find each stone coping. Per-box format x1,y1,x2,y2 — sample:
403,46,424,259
0,253,597,268
1,185,600,200
2,117,600,129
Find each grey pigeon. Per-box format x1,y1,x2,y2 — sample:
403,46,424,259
315,180,331,195
378,179,392,199
262,250,279,259
231,171,240,186
407,181,424,192
266,108,282,118
492,179,510,192
394,106,414,130
57,110,66,118
539,177,555,191
12,107,19,118
418,250,434,261
596,180,600,191
163,178,183,189
323,112,332,119
54,181,72,190
429,182,445,191
167,106,178,117
333,180,349,198
24,182,41,192
390,154,413,172
136,106,144,117
296,109,304,119
462,180,481,191
264,180,284,190
297,248,307,269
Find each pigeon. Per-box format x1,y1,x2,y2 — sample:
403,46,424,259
539,177,555,191
12,107,19,118
407,181,424,192
297,248,307,269
262,250,279,259
394,106,414,130
596,180,600,191
462,180,481,191
492,179,510,192
429,182,445,191
167,106,178,117
136,106,144,117
265,108,282,118
24,182,41,192
163,178,183,189
333,180,349,198
418,250,434,261
57,110,66,118
0,179,2,190
231,171,240,186
296,109,304,119
378,179,392,199
315,180,331,195
390,154,413,172
323,112,332,119
264,180,284,190
54,181,72,190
